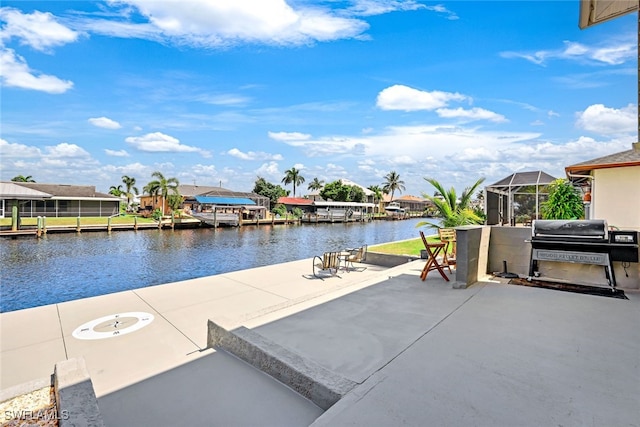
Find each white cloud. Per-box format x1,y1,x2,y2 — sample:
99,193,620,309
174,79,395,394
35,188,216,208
0,138,41,158
349,0,425,16
45,142,91,158
1,140,83,160
276,133,369,156
500,38,636,66
268,131,312,141
89,117,122,129
576,104,636,136
79,0,369,47
105,149,130,157
436,107,507,123
102,162,148,176
0,139,103,184
255,161,281,178
391,155,416,165
365,124,541,161
424,4,459,20
190,164,218,175
0,48,73,93
455,147,501,162
506,137,631,164
125,132,211,156
376,85,467,111
227,148,283,161
196,93,251,106
0,8,80,52
591,44,637,65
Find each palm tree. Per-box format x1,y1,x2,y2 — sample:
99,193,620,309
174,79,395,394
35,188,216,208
109,185,123,197
121,175,139,209
143,183,160,211
419,177,486,228
307,177,324,192
11,175,35,182
382,171,406,201
282,167,305,198
368,185,384,213
145,171,180,215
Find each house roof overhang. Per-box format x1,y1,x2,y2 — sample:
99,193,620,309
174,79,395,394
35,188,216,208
0,182,52,200
579,0,637,29
565,144,640,184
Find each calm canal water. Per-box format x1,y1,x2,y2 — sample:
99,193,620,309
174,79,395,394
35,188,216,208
0,218,437,312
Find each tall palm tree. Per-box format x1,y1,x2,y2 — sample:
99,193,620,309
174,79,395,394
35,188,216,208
419,177,486,228
307,177,324,192
11,175,35,182
382,171,405,201
143,183,160,211
145,171,180,215
368,185,384,213
109,185,123,197
121,175,139,209
282,167,305,198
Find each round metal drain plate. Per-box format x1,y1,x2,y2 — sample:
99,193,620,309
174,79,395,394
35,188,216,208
72,312,154,340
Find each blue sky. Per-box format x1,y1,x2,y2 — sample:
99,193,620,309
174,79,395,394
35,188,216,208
0,1,637,198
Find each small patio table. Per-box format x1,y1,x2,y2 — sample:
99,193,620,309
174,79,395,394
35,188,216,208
419,231,450,282
338,251,354,272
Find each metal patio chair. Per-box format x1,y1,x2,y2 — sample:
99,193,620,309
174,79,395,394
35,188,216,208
343,244,368,272
313,251,342,279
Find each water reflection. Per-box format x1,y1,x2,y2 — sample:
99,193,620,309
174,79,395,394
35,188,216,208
0,218,437,312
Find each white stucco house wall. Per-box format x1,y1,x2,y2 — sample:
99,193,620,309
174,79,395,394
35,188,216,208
565,142,640,231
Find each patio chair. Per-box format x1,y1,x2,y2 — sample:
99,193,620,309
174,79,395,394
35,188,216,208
343,245,368,272
313,251,342,279
420,231,450,281
438,228,456,270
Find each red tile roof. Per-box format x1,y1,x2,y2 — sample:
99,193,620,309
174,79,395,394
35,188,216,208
277,197,314,205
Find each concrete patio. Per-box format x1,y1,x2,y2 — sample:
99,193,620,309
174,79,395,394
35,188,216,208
1,255,639,426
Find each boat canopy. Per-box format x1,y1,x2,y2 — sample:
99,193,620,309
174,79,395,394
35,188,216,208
314,201,375,208
195,196,256,205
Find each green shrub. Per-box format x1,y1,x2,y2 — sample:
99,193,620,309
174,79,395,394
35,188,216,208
541,179,584,219
272,203,287,217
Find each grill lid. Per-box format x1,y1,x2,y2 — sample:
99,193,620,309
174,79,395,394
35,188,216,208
531,219,608,239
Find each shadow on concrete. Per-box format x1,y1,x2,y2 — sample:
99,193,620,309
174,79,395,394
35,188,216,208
98,350,323,427
253,274,482,384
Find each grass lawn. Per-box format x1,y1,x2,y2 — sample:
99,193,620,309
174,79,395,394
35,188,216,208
0,215,158,227
370,235,454,257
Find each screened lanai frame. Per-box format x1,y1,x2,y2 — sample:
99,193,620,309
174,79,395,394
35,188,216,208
484,171,556,226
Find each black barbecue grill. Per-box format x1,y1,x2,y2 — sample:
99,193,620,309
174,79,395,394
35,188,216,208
528,219,639,290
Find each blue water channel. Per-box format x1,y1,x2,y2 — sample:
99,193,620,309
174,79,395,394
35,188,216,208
0,218,438,313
